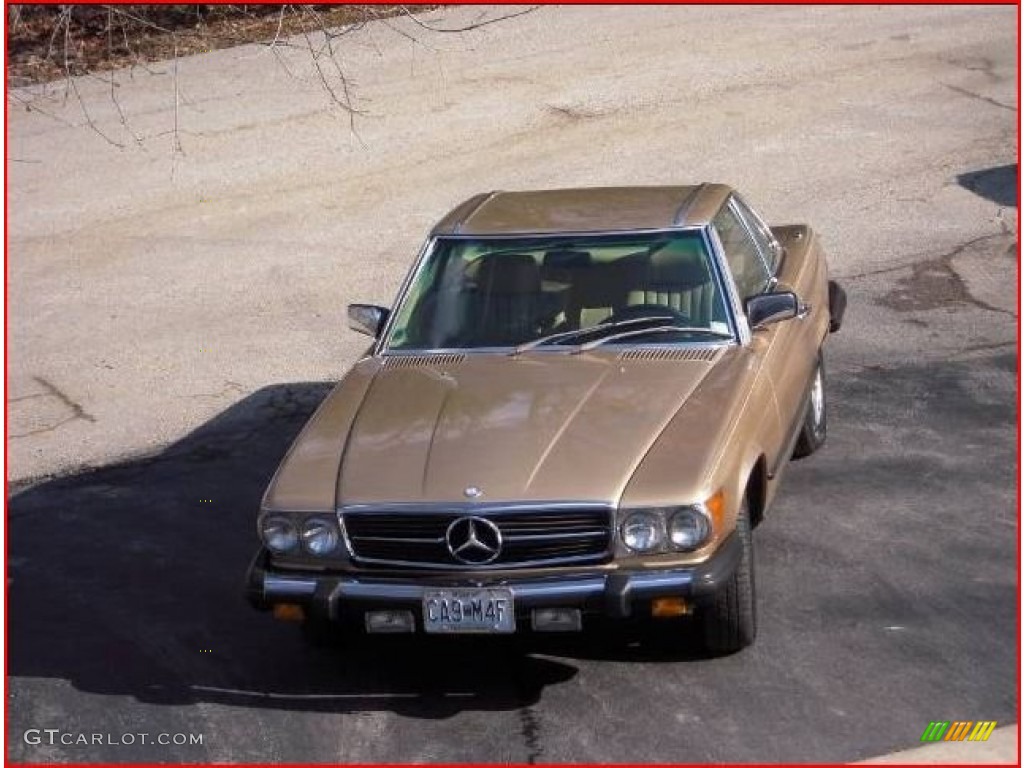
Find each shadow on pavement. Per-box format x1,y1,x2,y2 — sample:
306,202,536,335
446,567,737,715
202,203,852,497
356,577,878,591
7,381,705,720
7,349,1019,761
957,164,1018,207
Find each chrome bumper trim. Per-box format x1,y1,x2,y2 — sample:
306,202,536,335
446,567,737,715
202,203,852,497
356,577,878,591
264,574,318,598
259,574,610,603
250,532,741,621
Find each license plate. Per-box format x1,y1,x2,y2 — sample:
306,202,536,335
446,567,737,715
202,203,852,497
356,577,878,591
422,589,516,634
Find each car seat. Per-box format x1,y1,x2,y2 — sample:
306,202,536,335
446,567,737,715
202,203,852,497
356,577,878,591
470,253,543,345
627,240,718,325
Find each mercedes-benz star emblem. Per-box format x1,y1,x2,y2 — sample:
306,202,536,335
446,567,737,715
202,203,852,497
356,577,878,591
445,516,502,565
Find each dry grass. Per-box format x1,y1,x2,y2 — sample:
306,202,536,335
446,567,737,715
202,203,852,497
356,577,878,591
6,5,427,86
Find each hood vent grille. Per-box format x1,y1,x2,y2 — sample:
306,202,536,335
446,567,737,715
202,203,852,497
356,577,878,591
618,347,720,363
383,354,467,369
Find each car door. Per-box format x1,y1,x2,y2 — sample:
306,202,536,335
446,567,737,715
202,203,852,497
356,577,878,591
713,197,811,475
733,195,822,457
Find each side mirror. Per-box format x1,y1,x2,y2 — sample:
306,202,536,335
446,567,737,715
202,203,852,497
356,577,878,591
348,304,390,338
746,291,800,330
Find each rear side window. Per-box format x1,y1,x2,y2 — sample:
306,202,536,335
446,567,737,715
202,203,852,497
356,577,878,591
714,204,770,301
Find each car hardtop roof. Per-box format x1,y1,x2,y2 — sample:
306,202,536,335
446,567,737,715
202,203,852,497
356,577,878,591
430,184,734,237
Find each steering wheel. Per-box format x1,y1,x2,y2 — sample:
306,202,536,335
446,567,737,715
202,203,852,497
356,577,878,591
601,303,691,326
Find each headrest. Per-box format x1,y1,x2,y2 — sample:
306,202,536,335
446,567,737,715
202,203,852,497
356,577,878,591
474,253,541,295
543,250,592,271
648,241,710,288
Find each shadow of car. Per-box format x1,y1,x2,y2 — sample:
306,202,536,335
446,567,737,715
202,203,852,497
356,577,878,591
9,382,714,719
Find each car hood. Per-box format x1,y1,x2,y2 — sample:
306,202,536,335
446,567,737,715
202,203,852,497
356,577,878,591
329,350,724,505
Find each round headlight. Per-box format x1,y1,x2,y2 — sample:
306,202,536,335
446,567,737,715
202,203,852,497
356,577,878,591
261,515,298,553
621,511,664,553
669,508,711,551
301,518,339,556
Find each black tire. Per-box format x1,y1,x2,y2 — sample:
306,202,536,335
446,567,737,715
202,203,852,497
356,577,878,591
699,498,756,655
793,352,827,459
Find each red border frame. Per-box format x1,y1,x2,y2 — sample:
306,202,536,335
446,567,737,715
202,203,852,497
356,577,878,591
3,2,1021,767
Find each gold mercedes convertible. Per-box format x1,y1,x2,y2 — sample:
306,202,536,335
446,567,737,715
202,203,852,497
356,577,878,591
246,185,846,654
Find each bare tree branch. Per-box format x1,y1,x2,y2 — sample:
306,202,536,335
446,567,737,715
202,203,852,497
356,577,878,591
8,5,24,37
46,6,71,64
9,4,542,154
68,77,124,148
106,7,144,146
9,91,77,129
380,17,438,52
171,35,184,157
399,5,540,34
56,5,125,147
116,10,165,77
108,6,173,35
269,4,288,49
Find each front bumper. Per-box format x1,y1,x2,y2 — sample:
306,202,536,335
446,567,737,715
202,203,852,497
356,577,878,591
246,533,742,630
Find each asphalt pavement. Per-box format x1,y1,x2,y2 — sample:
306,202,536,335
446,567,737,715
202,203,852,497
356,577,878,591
6,5,1018,763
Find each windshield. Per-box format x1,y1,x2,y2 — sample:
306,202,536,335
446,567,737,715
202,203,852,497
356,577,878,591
385,232,733,351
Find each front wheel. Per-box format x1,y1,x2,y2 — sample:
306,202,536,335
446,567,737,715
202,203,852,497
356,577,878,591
698,498,756,655
793,353,827,459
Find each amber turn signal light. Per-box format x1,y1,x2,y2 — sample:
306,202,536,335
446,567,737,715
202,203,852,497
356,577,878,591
705,489,726,532
272,603,306,622
651,597,692,617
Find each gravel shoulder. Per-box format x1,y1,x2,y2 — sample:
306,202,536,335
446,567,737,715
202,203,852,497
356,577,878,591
7,4,1017,483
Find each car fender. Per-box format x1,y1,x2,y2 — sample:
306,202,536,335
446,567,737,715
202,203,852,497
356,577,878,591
619,347,774,540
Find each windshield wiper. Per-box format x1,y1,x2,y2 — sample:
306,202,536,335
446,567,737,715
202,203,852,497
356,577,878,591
573,325,732,352
511,316,676,355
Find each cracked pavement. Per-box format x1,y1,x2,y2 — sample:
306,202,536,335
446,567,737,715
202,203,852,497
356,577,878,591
6,5,1018,764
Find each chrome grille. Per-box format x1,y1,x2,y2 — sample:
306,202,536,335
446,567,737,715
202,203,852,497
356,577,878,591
342,506,612,569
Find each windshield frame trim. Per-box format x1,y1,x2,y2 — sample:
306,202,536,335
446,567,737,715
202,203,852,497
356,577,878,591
373,237,437,356
378,340,732,358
